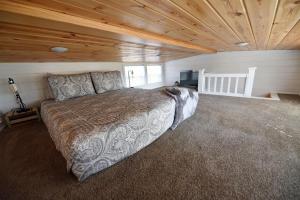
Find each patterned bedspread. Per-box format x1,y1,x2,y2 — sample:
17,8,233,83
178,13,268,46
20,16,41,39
41,88,175,181
164,87,199,130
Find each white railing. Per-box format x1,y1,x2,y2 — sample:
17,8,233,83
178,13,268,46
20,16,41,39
198,67,256,97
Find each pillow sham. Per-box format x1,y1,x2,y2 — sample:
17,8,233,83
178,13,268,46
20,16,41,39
43,74,55,100
47,73,95,101
90,71,123,94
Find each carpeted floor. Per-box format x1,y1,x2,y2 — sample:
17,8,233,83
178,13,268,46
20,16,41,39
0,94,299,200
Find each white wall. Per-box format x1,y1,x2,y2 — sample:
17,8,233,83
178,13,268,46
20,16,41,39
165,50,300,97
0,62,164,113
2,50,299,113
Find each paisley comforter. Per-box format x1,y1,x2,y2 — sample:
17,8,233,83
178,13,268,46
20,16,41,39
41,88,175,181
164,87,199,130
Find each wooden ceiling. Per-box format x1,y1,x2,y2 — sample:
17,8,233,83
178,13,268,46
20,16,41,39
0,0,299,62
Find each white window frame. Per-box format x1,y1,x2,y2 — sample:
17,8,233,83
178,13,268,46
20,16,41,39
122,63,164,88
146,64,164,84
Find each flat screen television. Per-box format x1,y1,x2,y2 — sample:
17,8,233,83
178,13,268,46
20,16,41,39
180,70,198,86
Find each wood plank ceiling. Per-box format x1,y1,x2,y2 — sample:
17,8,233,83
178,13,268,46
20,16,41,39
0,0,299,62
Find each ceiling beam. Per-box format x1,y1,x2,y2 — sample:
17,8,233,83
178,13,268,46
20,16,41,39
0,0,216,53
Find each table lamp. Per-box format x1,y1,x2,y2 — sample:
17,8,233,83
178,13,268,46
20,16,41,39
8,78,28,113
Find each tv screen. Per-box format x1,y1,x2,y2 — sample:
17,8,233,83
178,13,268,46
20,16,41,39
180,71,198,86
192,72,198,80
180,71,189,81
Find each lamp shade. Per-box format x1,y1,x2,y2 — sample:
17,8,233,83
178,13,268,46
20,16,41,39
8,78,18,93
9,84,18,93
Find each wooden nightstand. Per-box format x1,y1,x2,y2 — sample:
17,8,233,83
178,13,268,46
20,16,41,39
4,107,41,127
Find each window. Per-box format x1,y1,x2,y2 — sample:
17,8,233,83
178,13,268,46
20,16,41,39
124,64,163,87
124,65,146,87
147,65,163,84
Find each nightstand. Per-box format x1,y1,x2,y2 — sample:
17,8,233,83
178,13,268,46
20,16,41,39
4,107,41,128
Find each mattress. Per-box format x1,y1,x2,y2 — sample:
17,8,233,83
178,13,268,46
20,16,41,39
41,88,175,181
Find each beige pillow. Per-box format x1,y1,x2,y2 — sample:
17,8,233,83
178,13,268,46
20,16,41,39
47,73,95,101
90,71,123,94
43,73,55,100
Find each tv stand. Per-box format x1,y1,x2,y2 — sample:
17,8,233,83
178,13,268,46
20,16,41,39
179,84,198,91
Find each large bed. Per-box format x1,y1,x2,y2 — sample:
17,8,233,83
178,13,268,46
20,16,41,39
41,88,175,181
41,71,198,181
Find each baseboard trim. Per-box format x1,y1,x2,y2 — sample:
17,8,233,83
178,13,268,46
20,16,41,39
270,93,280,100
200,93,280,101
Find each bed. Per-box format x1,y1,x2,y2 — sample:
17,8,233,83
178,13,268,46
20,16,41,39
41,88,175,181
41,71,198,181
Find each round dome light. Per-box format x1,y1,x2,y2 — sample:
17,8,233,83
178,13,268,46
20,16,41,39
51,47,69,53
236,42,249,47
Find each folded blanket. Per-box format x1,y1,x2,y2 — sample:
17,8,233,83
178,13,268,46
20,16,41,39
164,87,199,130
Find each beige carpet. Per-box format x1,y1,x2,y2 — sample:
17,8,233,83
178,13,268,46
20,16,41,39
0,94,299,200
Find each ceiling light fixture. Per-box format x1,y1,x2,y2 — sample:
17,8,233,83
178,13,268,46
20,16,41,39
236,42,249,47
51,47,69,53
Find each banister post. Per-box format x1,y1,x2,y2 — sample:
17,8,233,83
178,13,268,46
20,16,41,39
244,67,256,97
198,68,205,93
